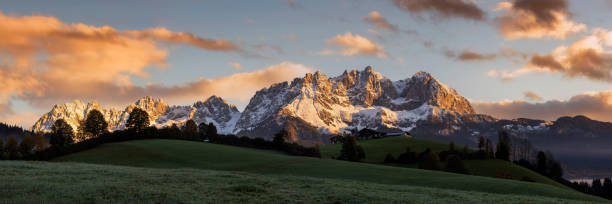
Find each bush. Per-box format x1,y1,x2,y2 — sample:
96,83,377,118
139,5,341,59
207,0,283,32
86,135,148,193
338,136,365,162
418,148,440,171
397,147,417,164
445,154,468,174
384,153,395,163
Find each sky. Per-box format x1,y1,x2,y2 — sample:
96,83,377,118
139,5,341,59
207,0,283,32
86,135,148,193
2,0,612,128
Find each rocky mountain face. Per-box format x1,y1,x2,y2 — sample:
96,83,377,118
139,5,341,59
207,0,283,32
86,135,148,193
31,96,240,134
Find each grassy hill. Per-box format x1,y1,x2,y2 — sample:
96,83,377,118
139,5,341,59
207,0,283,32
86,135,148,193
320,136,569,189
0,161,597,203
48,139,604,202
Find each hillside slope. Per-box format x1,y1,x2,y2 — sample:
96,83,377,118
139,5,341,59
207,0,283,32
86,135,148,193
320,137,568,189
0,161,598,203
52,139,602,202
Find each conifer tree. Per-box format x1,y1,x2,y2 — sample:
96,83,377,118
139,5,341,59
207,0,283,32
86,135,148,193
5,136,18,159
84,109,108,138
18,132,34,155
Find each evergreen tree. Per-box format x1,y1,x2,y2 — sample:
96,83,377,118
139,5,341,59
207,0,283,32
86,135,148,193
536,151,548,175
33,132,48,151
0,138,3,156
50,119,74,148
398,146,417,163
593,179,603,195
273,129,288,148
446,154,468,174
485,138,494,159
18,132,34,155
603,178,612,196
75,119,90,142
198,122,209,139
478,136,485,151
338,135,365,162
5,136,18,159
495,130,511,161
126,107,150,133
183,119,198,140
549,161,563,179
84,109,108,138
169,123,182,138
206,122,217,138
449,141,456,152
418,148,440,170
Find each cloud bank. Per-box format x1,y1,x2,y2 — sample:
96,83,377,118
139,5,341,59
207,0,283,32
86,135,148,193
392,0,485,21
473,91,612,122
319,32,387,58
494,0,586,39
363,11,398,32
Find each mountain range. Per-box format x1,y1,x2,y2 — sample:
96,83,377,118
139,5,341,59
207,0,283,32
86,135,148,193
31,66,612,178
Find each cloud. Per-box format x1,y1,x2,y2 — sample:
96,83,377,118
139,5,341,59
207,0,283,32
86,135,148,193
524,91,543,101
125,27,242,52
494,0,586,39
251,44,283,54
0,12,307,115
228,62,243,70
0,111,41,128
363,11,398,32
284,34,297,41
491,28,612,82
472,91,612,122
448,50,496,61
319,32,387,58
19,62,315,110
392,0,485,21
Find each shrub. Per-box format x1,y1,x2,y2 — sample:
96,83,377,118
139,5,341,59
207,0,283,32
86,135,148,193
397,147,417,164
418,148,440,171
384,153,395,163
445,154,468,174
338,135,365,162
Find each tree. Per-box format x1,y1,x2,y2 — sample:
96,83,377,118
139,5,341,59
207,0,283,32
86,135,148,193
33,132,48,151
338,135,365,162
18,132,35,155
495,130,511,161
183,119,198,140
418,148,440,170
549,161,563,179
593,179,603,195
5,136,18,159
50,119,74,148
75,119,90,142
446,154,468,174
0,138,3,158
536,151,547,175
449,141,456,152
603,178,612,196
478,136,485,151
84,109,108,138
198,122,209,139
273,129,288,148
485,139,494,159
398,146,417,163
126,107,150,133
206,122,217,138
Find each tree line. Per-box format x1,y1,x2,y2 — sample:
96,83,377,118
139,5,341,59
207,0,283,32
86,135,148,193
0,107,320,161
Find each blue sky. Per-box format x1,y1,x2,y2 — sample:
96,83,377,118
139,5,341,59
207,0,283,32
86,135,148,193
2,0,612,127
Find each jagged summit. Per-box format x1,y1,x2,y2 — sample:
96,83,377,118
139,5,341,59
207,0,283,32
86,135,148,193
32,66,475,145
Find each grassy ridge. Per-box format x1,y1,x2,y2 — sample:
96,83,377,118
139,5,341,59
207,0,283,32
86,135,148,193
320,137,569,189
52,139,603,202
0,161,593,203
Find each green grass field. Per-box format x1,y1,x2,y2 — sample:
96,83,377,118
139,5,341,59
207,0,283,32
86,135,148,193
320,136,569,189
48,139,604,202
0,161,596,203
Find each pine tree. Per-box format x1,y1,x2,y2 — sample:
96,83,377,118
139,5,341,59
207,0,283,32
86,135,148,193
485,138,494,159
338,135,365,162
33,132,48,151
18,132,34,155
206,122,217,138
495,130,511,161
183,119,198,140
478,136,485,151
198,123,209,139
50,119,74,148
126,107,150,133
84,109,108,138
273,129,288,148
5,136,18,159
536,151,547,175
